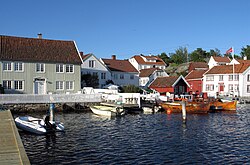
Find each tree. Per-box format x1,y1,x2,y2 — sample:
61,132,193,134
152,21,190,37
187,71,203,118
170,47,188,64
208,48,221,57
121,85,142,93
158,52,171,65
81,74,99,88
241,45,250,60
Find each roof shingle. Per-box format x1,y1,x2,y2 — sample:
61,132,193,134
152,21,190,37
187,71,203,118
102,58,138,73
205,63,250,74
150,76,178,88
0,35,81,64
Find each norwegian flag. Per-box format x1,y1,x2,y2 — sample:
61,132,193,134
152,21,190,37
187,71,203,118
226,47,233,54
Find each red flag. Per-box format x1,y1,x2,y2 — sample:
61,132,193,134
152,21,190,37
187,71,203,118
226,47,233,54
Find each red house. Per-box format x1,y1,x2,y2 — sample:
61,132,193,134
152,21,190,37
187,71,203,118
185,70,207,94
149,75,190,95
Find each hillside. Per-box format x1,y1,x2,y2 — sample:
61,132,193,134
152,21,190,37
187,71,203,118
165,62,190,77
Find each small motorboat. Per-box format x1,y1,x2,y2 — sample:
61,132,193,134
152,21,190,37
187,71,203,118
90,105,126,117
15,116,64,135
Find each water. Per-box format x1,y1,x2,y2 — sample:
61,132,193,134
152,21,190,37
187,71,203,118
17,104,250,164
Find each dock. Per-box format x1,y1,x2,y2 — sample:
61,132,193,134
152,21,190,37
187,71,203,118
0,110,30,165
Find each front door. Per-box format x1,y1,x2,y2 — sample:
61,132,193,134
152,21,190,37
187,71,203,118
34,78,46,94
219,83,224,92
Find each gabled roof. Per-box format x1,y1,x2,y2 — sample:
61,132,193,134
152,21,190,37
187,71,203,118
188,62,208,72
81,54,92,61
149,76,179,88
236,59,250,64
185,69,208,80
0,35,81,64
102,58,138,73
213,56,231,63
131,55,166,65
139,68,158,77
205,63,250,75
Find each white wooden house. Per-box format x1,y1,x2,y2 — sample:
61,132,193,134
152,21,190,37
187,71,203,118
139,68,168,88
100,55,139,87
208,56,231,69
129,54,166,71
81,53,111,88
203,63,250,97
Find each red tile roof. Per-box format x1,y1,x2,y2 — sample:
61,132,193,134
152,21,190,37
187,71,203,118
132,55,166,65
0,35,81,64
205,63,250,74
185,69,208,80
236,59,250,64
102,58,138,73
213,56,231,63
139,68,158,77
149,76,179,88
188,62,208,72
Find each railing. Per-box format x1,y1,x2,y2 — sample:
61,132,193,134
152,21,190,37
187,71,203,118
0,94,102,104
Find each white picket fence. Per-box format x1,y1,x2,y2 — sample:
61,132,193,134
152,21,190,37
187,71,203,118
0,94,102,104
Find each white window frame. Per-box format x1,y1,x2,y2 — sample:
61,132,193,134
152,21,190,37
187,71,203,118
206,75,214,81
101,73,106,79
130,74,134,80
66,81,74,90
66,64,74,73
36,63,45,73
56,81,64,90
89,60,95,68
14,62,24,72
219,75,223,81
3,80,12,89
120,74,124,79
229,75,233,81
56,64,64,73
14,80,24,90
3,62,12,71
247,85,250,93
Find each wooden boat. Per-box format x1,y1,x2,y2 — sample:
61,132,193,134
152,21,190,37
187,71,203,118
160,101,210,114
90,105,126,117
15,116,64,135
209,100,237,111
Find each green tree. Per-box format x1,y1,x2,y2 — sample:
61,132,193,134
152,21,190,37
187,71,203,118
158,52,171,65
121,85,142,93
189,48,208,62
81,74,99,88
208,48,221,57
170,47,188,64
241,45,250,60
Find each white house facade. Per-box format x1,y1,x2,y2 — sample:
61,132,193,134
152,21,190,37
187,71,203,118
203,63,250,97
81,53,111,88
208,56,231,69
129,54,166,71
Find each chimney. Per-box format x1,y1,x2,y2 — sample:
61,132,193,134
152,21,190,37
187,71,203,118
112,55,116,60
37,33,42,39
244,56,247,60
80,52,84,56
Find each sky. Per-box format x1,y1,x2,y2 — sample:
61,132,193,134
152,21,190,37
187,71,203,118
1,0,249,59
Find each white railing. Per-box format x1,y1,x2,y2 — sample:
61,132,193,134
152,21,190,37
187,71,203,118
0,94,102,104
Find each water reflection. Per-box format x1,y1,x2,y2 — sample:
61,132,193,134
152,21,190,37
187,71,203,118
17,106,250,164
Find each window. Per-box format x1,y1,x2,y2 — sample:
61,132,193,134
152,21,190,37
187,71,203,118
101,73,106,79
56,81,64,90
206,84,214,91
14,62,23,71
247,85,250,93
234,75,239,81
66,81,74,90
36,63,45,72
120,74,124,79
228,84,233,91
3,80,11,89
206,75,214,81
130,74,134,79
56,64,64,73
89,60,95,68
248,74,250,82
114,74,118,79
14,81,23,90
93,72,98,76
66,64,74,73
229,75,233,81
3,62,12,71
219,75,223,81
234,84,239,92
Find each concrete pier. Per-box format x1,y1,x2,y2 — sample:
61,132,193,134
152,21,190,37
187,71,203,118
0,110,30,165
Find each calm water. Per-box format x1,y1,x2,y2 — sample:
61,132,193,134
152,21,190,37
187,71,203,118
17,104,250,164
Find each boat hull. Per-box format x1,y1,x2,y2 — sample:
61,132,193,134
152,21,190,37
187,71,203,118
210,100,237,111
161,102,210,114
90,105,125,117
15,116,64,135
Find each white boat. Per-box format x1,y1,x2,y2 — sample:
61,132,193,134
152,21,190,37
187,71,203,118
90,105,125,117
15,116,64,135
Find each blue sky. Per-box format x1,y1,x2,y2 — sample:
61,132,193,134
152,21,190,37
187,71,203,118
1,0,249,59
